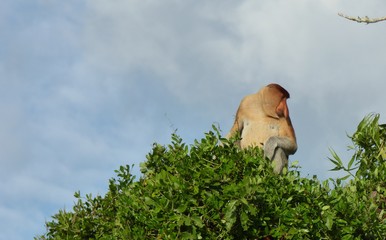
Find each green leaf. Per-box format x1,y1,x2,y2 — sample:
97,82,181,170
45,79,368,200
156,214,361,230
339,174,351,181
347,155,355,170
321,205,330,211
325,215,333,230
191,216,204,228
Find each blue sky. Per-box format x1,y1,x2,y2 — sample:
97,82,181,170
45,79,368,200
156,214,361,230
1,1,386,239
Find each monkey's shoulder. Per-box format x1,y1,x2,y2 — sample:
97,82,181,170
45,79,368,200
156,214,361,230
239,93,263,108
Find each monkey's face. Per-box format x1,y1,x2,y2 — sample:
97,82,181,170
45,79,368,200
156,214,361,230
261,85,290,119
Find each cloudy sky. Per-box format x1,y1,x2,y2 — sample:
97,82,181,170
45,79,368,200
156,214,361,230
1,0,386,239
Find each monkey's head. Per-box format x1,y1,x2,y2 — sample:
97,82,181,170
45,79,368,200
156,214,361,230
266,83,290,98
262,83,291,119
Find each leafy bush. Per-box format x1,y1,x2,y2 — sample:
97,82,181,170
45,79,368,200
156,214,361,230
37,115,386,239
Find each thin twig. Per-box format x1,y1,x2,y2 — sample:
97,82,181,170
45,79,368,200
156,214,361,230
338,12,386,24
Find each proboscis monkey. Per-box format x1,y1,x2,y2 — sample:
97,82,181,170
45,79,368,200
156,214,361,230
226,83,297,174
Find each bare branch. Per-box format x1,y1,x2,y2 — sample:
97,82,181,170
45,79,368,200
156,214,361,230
338,12,386,24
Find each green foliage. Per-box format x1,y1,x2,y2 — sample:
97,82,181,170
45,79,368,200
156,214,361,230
329,113,386,231
37,117,386,239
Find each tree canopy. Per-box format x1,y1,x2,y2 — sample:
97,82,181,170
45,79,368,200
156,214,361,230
36,114,386,239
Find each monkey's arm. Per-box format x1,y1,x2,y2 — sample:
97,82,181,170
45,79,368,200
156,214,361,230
270,147,288,174
226,119,244,140
263,136,297,160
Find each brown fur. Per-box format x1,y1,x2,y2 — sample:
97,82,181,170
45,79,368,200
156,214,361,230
226,83,297,173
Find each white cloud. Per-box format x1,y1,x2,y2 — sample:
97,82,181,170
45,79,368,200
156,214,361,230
81,0,386,175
